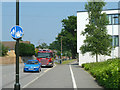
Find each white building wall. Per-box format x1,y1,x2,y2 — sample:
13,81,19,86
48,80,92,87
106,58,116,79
118,25,120,58
77,9,120,66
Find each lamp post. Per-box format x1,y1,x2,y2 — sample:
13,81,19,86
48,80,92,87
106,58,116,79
112,16,118,59
14,0,20,90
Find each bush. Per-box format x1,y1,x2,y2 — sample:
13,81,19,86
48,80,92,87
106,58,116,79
82,59,120,88
15,43,35,57
0,43,8,56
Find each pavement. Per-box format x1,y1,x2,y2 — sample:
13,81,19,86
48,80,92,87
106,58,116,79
1,61,104,89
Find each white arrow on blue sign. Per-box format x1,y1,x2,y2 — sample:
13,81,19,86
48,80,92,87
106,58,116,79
10,26,24,39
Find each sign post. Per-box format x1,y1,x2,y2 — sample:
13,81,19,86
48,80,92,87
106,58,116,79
10,25,23,90
10,0,24,90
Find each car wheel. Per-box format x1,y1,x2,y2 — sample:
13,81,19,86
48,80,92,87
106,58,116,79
37,68,40,73
51,65,53,68
23,69,26,72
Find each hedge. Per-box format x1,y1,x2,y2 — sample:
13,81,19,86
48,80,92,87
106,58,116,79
82,59,120,88
15,43,35,56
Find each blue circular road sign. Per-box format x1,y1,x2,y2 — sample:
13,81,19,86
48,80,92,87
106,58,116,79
10,26,24,39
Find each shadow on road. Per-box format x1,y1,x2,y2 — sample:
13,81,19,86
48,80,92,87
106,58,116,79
41,66,53,68
66,62,83,69
23,71,40,73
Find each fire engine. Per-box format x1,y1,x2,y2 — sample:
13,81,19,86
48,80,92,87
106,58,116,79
36,49,54,67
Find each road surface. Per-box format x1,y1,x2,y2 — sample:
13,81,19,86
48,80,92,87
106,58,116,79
1,62,103,89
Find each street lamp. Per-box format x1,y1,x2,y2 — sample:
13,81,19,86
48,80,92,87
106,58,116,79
112,16,118,59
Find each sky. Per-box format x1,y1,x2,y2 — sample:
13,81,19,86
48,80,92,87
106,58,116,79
1,1,119,47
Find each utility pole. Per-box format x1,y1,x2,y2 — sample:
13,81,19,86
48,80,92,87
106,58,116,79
14,0,20,90
61,36,62,59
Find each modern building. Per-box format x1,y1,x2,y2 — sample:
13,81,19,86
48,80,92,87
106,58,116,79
77,9,120,66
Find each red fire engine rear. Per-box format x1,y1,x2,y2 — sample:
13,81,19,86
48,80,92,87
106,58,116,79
37,49,54,67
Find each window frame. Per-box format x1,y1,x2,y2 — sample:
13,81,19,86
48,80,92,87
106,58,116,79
112,35,119,47
107,14,120,25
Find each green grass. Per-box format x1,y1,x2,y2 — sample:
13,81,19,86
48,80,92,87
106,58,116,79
62,59,77,64
55,59,77,65
82,58,120,88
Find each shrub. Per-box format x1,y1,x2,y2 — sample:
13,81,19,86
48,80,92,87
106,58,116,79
15,43,35,57
0,43,8,56
82,59,120,88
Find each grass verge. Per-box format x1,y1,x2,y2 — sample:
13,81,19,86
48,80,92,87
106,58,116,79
55,59,77,65
82,58,120,88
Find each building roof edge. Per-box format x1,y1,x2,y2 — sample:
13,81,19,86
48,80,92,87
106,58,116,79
77,8,120,13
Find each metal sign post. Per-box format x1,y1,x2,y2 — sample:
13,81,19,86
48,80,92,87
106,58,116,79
10,0,24,90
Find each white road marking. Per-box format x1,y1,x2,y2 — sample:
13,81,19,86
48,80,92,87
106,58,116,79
44,68,51,73
22,72,45,88
22,64,56,88
69,65,77,89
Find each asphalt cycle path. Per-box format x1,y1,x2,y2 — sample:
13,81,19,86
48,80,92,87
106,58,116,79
24,62,103,89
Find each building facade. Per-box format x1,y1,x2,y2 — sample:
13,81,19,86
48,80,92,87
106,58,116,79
77,9,120,66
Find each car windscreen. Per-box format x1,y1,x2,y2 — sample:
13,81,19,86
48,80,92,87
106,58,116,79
37,53,51,58
26,61,39,64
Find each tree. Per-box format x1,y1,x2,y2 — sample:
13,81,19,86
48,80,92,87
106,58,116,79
41,42,48,49
48,16,77,59
49,41,61,51
0,42,8,56
80,1,112,62
36,42,48,49
16,43,35,57
58,16,77,59
63,51,72,60
56,50,61,58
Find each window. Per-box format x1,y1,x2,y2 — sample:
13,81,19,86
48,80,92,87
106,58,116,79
114,14,119,24
119,14,120,24
107,14,119,25
112,35,119,47
108,15,112,24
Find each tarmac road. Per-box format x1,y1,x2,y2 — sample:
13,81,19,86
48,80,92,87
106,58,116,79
1,63,51,88
1,61,103,89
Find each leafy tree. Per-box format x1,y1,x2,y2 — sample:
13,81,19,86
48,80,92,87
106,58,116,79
56,50,61,58
49,41,61,51
41,42,48,49
35,49,39,56
63,51,72,59
36,42,48,49
16,43,35,57
49,16,77,59
57,16,77,59
0,42,8,56
80,1,112,62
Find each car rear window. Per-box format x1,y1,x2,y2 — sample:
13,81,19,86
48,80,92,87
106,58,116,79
26,61,39,64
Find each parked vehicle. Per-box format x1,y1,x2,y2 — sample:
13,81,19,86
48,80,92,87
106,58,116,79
24,60,41,72
37,49,54,67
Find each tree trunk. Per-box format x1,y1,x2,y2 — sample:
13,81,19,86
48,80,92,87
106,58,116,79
96,54,98,62
72,52,76,59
